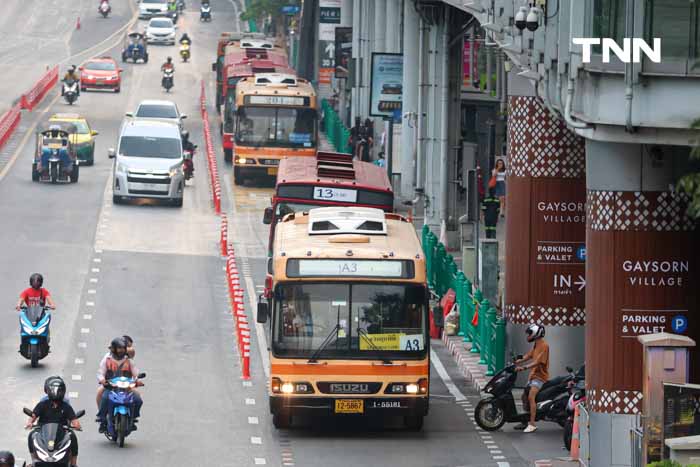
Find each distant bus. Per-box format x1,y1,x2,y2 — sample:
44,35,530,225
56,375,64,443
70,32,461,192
232,73,318,185
257,207,429,430
263,151,394,255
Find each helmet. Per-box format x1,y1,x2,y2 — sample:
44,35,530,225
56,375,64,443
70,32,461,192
44,376,64,394
45,377,66,402
110,337,127,356
181,129,189,141
29,273,43,289
122,335,133,346
0,451,14,467
525,324,545,342
166,56,172,63
70,65,77,73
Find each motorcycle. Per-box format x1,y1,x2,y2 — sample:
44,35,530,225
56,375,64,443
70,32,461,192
474,361,583,431
98,1,111,18
103,374,146,447
200,3,211,21
162,68,174,92
63,80,79,105
179,42,190,62
563,377,586,450
19,305,51,368
178,0,185,13
183,145,196,181
23,407,85,466
355,136,369,162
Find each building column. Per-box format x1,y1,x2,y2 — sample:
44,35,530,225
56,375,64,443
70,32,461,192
504,73,587,378
399,0,419,199
584,141,699,467
385,0,400,53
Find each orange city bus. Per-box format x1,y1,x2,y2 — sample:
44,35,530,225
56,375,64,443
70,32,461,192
256,207,430,430
231,73,318,185
262,151,394,256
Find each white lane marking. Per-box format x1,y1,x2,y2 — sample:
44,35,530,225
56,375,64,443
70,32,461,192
91,268,100,273
429,348,466,402
242,381,252,387
248,416,259,424
254,459,266,465
95,249,103,254
493,457,506,460
68,392,79,399
80,328,90,334
497,462,510,467
78,342,87,348
71,375,82,381
250,436,262,445
490,450,502,454
245,398,256,405
90,278,98,283
86,302,95,306
93,258,102,263
83,314,92,320
88,290,96,294
75,358,84,365
244,275,270,378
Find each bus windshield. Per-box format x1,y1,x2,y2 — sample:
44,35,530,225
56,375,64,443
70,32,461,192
272,282,427,359
275,201,325,218
236,107,316,148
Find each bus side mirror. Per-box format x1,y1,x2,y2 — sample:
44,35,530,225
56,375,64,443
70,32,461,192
257,301,269,324
263,207,273,224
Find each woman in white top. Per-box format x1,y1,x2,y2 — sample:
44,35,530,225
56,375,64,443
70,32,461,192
493,159,507,217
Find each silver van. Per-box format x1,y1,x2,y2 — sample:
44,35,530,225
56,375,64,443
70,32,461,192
109,119,184,207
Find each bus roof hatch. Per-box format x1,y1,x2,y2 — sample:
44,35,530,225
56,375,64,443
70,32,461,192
307,207,387,235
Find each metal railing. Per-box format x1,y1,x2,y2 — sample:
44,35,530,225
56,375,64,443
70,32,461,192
631,427,644,467
321,99,351,154
421,225,506,376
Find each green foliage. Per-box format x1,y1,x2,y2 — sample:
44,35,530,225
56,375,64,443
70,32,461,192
679,117,700,219
647,461,700,467
240,0,288,23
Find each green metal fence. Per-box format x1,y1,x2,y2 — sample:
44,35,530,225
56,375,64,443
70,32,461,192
421,225,506,376
321,99,351,153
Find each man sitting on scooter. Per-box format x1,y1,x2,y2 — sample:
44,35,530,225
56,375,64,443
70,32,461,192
179,32,191,45
95,335,136,420
25,377,81,467
97,337,143,433
514,324,549,433
16,273,56,311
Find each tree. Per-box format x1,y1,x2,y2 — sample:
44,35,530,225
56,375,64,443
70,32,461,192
240,0,288,24
678,118,700,219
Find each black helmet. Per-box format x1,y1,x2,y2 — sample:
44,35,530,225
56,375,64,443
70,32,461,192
526,323,545,342
0,451,14,467
45,377,66,402
29,273,43,289
44,376,64,394
166,56,172,63
110,337,127,356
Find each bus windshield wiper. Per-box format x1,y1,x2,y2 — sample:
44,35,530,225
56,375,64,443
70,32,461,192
307,324,340,363
357,328,392,365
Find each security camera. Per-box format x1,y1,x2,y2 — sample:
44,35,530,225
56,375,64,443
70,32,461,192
514,6,528,31
526,7,540,31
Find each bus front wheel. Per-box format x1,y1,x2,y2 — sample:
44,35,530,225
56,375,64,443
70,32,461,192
404,415,424,431
233,166,242,185
273,413,291,429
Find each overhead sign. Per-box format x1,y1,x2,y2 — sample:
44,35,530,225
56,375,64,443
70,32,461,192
334,27,352,78
281,5,300,14
320,7,341,23
369,53,404,117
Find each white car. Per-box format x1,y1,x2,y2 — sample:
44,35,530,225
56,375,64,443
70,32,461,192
145,17,177,45
126,100,187,129
139,0,169,19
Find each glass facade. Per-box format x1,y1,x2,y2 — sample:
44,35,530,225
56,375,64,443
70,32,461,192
592,0,626,53
644,0,693,59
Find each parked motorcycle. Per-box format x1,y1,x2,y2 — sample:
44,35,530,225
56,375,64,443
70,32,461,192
563,377,586,450
98,1,111,18
162,68,174,92
180,42,190,62
200,3,211,21
63,80,79,105
23,407,85,465
19,305,51,368
103,374,146,447
474,361,583,431
183,146,196,181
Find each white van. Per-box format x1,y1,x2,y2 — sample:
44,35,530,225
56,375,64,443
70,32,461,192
109,119,184,207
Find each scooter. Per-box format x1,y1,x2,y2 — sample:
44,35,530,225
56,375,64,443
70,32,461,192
162,68,174,92
474,361,582,431
98,1,111,18
563,377,586,450
63,80,79,105
183,146,196,181
19,305,51,368
177,0,185,13
23,407,85,465
200,3,211,21
179,42,190,62
103,374,146,447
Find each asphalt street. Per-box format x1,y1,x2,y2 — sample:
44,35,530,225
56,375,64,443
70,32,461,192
0,1,566,466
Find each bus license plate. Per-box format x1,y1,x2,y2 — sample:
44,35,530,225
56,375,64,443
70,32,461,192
267,167,278,176
335,399,363,414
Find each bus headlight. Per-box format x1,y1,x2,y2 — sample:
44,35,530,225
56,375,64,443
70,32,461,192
405,383,419,394
386,379,428,395
281,382,295,394
271,377,314,394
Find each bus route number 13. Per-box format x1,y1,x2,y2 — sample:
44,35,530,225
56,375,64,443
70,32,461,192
313,187,357,202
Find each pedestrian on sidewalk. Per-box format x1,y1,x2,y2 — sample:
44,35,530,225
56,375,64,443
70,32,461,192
493,159,507,217
515,324,550,433
481,187,500,239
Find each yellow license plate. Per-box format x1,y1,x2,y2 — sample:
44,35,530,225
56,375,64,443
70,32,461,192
267,167,278,175
335,399,364,414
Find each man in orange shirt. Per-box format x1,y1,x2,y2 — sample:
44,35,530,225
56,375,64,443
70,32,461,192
515,324,549,433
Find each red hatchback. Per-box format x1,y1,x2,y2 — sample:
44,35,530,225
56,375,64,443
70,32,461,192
79,57,123,92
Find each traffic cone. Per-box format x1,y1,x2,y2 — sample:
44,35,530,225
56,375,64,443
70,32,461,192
570,404,581,459
76,17,81,30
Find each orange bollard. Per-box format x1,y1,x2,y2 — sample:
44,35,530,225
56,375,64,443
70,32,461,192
570,404,581,459
76,17,81,29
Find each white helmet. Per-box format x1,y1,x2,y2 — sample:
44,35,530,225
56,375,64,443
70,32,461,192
526,323,545,342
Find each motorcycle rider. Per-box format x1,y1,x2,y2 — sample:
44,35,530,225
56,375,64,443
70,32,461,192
62,65,80,96
95,335,135,414
97,337,143,433
25,377,81,467
181,130,195,176
0,451,14,467
98,0,111,12
16,273,56,311
161,57,175,88
41,376,71,403
179,32,192,45
514,324,550,433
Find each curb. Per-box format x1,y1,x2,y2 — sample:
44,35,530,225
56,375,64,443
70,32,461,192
441,333,490,392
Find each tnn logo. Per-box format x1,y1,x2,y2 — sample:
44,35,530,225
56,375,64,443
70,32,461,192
572,38,661,64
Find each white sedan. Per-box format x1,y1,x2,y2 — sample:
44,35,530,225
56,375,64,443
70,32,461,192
145,17,176,45
126,100,187,130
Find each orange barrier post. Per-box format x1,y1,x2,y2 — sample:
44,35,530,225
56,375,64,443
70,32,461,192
570,404,581,459
220,214,228,256
76,17,81,30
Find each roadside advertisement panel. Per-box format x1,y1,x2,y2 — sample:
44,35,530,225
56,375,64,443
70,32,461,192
369,53,403,117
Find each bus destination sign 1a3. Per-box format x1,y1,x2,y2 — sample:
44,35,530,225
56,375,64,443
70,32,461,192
294,259,404,278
